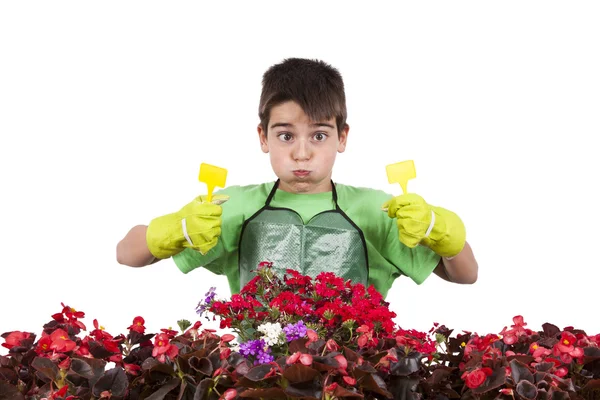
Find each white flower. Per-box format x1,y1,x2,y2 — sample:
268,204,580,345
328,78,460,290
230,342,240,353
258,322,283,346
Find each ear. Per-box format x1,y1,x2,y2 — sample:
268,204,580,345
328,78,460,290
257,125,269,153
337,124,349,153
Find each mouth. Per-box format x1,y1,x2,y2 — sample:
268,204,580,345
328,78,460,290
293,170,310,177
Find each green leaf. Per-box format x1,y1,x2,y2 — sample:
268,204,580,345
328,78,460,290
435,333,447,344
177,319,192,333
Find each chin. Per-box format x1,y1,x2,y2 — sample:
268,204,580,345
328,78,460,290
277,178,312,193
288,177,332,194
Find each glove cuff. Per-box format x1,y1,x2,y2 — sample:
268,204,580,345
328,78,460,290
146,212,186,259
421,206,466,257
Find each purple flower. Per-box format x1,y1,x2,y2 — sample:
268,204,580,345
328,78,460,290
238,339,274,365
283,321,307,342
256,347,274,365
196,287,217,316
239,339,265,357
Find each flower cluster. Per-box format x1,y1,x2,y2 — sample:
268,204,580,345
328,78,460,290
2,266,600,399
197,262,399,366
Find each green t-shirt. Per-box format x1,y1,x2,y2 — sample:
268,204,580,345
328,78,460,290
172,182,441,298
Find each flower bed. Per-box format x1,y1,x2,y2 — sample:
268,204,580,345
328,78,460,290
2,263,600,399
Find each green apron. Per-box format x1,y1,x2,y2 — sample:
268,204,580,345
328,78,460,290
238,180,369,290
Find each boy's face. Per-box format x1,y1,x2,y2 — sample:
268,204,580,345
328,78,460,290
258,100,348,194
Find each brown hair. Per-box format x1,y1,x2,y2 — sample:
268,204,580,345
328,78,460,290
258,58,347,136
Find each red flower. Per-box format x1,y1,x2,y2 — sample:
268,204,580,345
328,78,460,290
220,334,235,343
219,318,233,329
284,269,313,289
306,329,318,345
269,291,306,315
378,351,399,370
461,367,492,389
160,328,178,338
220,348,232,360
49,329,77,353
529,342,552,362
127,317,146,334
55,303,87,331
299,353,313,366
326,339,339,352
152,333,179,363
464,334,500,358
50,384,69,399
124,363,141,376
555,366,568,377
334,354,348,371
501,316,532,345
324,382,338,393
286,352,313,366
553,331,584,363
108,353,123,363
343,376,357,385
356,325,378,348
184,321,202,337
286,351,301,365
314,272,345,297
240,276,260,295
58,357,71,370
220,388,237,400
2,331,31,349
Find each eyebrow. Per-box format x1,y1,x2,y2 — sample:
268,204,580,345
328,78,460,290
270,122,336,129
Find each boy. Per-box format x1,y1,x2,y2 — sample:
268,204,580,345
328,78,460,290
116,58,478,298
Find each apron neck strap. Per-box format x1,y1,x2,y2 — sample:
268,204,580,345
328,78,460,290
266,179,339,207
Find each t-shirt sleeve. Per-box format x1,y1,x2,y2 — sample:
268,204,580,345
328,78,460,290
171,185,248,275
381,220,441,284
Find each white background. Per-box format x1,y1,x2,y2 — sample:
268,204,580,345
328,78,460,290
1,1,599,354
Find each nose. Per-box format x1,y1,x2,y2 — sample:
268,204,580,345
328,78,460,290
292,139,311,161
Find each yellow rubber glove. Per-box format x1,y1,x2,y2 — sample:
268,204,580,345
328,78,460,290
382,193,466,258
146,194,229,259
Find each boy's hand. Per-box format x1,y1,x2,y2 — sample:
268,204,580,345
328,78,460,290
146,194,229,259
382,193,466,257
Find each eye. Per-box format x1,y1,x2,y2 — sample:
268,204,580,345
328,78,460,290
314,132,328,142
277,133,293,142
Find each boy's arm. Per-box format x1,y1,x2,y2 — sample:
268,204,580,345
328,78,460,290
432,241,478,283
383,193,478,284
116,194,228,268
116,225,159,267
